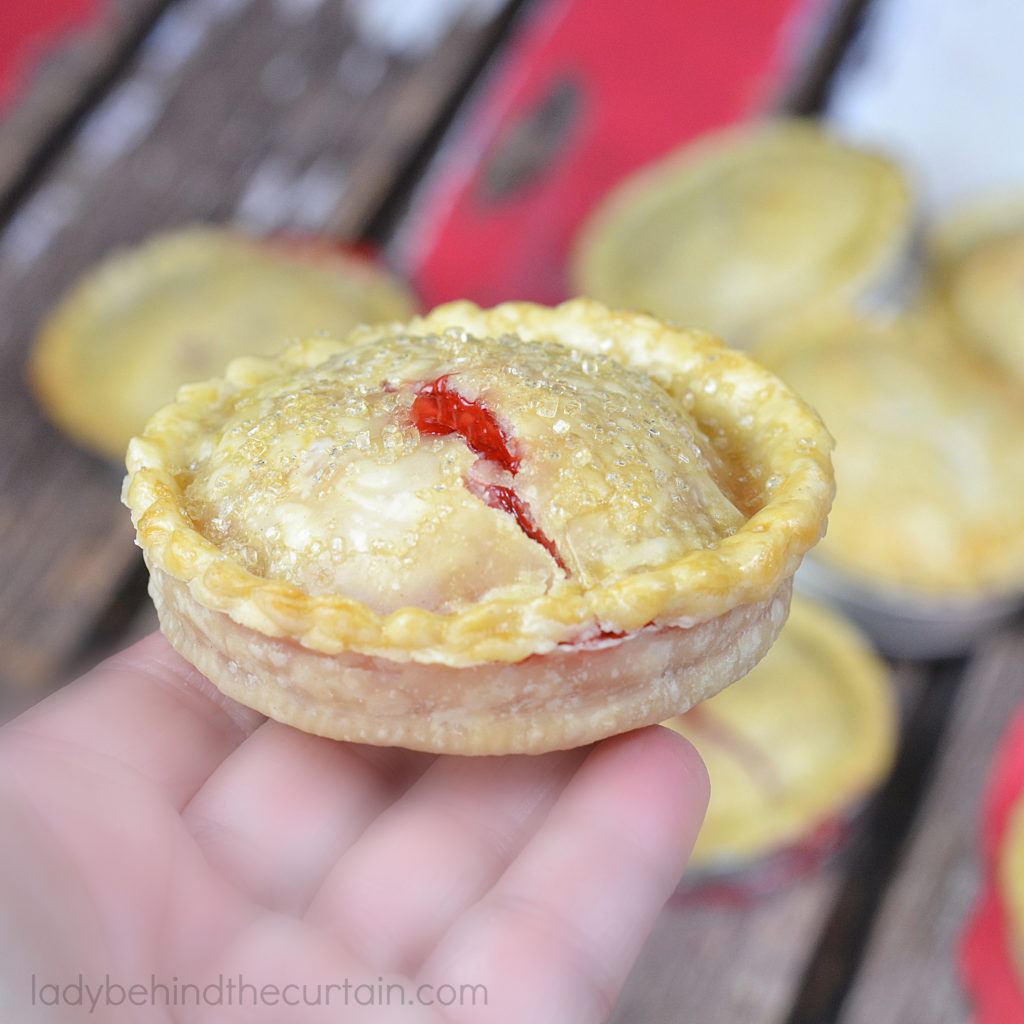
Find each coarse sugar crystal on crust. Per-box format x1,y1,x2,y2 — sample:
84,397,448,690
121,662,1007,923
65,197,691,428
124,298,833,753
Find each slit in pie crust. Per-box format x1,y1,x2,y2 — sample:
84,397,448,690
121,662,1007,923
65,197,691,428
123,299,833,753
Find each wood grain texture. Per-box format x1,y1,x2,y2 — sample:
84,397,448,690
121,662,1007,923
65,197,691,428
0,0,512,695
611,868,844,1024
0,0,170,208
838,629,1024,1024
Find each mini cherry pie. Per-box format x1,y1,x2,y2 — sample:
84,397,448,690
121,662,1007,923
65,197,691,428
124,299,833,753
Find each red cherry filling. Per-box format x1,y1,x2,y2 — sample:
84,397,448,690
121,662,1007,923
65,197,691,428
468,479,567,571
556,627,629,647
412,375,519,472
411,375,567,573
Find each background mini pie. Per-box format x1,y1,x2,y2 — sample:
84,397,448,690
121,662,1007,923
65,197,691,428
123,298,833,754
755,306,1024,603
663,593,896,875
30,225,418,460
571,119,914,346
928,198,1024,382
1000,796,1024,988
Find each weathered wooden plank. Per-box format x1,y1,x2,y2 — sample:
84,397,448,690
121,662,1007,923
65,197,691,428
0,0,514,696
837,629,1024,1024
610,868,844,1024
0,0,170,209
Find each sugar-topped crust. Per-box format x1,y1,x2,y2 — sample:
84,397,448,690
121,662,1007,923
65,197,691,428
124,299,833,752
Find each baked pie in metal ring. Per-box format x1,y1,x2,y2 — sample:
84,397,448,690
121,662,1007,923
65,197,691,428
30,226,418,460
123,299,833,754
757,306,1024,602
664,594,895,876
571,119,914,346
930,200,1024,383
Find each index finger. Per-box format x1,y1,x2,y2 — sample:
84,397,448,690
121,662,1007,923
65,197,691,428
3,632,265,808
418,725,709,1024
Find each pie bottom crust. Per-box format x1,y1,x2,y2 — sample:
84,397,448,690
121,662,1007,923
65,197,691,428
150,562,792,755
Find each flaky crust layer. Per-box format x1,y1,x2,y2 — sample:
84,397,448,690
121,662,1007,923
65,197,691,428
151,562,792,754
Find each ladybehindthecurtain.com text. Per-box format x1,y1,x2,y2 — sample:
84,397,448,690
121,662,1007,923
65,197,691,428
30,972,488,1013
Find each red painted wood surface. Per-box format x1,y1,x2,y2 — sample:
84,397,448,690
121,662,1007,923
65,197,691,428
0,0,105,114
400,0,821,307
961,709,1024,1024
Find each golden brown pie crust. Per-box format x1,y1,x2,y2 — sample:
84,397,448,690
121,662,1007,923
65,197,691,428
1000,795,1024,987
124,299,833,753
757,306,1024,599
571,119,914,346
930,203,1024,382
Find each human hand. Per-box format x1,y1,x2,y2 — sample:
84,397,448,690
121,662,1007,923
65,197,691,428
0,633,708,1023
